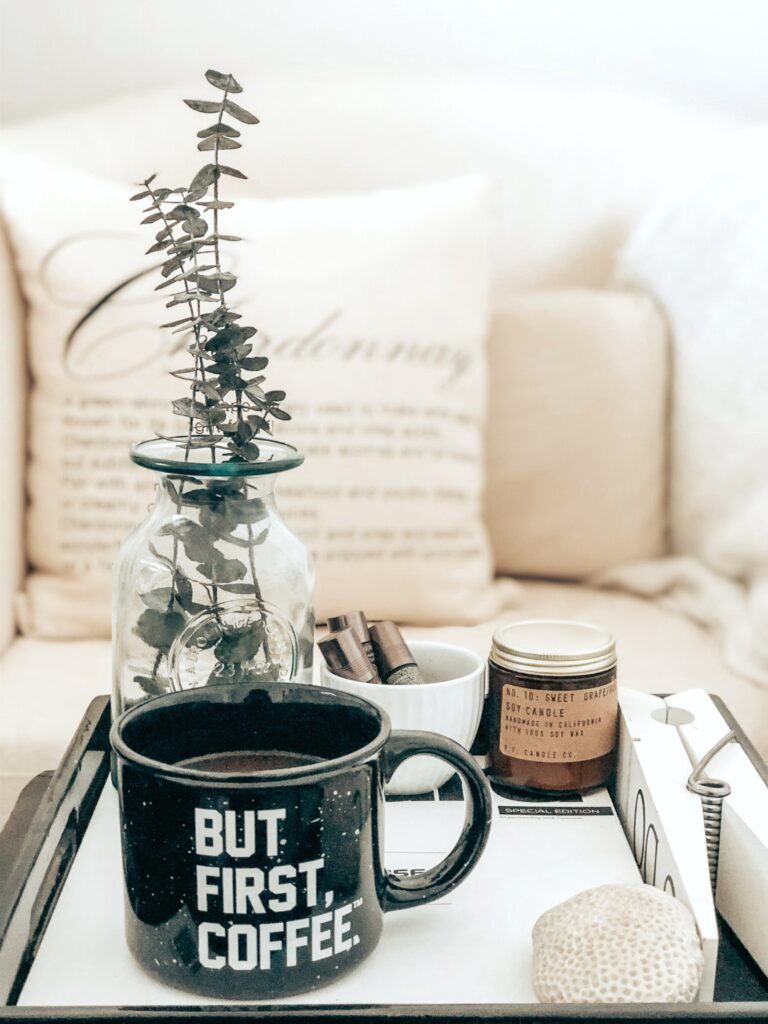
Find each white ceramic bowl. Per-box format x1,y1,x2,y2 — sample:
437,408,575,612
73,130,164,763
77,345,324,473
319,639,486,796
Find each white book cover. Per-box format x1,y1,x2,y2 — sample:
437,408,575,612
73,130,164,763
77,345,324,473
614,688,719,999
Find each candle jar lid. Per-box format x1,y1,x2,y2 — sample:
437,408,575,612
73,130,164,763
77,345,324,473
490,619,616,677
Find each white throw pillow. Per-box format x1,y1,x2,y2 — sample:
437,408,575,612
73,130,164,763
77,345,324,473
617,126,768,685
485,290,667,578
2,155,512,637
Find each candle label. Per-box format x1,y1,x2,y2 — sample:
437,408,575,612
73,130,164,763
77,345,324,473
499,680,617,762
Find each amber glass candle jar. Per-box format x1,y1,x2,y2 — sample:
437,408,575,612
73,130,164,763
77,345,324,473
488,620,618,795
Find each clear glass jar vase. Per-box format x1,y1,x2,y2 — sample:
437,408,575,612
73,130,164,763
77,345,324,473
112,438,314,720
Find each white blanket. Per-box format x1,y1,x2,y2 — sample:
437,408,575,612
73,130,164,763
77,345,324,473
592,557,768,689
611,125,768,695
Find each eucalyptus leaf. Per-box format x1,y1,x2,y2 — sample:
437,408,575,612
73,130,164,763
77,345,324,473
247,414,271,433
166,294,218,307
240,356,268,371
163,267,216,287
168,204,198,220
197,123,241,139
196,382,222,401
165,477,181,503
148,542,177,573
161,257,183,277
270,408,292,421
197,555,247,584
189,163,218,192
134,674,166,696
205,328,236,350
224,99,260,124
172,397,211,421
161,520,217,563
184,98,222,113
219,165,248,179
181,487,218,505
239,442,262,462
173,574,206,614
173,574,193,606
140,587,176,611
135,609,186,652
198,273,236,294
205,310,242,325
185,433,224,448
205,69,243,93
198,136,242,151
214,623,266,664
229,496,268,523
236,419,254,443
182,218,208,238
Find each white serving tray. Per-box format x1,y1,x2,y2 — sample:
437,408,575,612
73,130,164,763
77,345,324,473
18,782,640,1006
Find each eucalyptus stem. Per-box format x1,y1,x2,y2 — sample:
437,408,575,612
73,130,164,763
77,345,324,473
129,69,292,691
142,182,202,451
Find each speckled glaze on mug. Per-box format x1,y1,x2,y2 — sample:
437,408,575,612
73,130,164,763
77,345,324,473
111,683,491,999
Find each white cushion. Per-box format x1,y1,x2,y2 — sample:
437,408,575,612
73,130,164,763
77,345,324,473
2,582,765,781
2,158,510,635
486,290,667,577
0,221,25,652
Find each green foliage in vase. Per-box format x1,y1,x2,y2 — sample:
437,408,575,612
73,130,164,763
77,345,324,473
130,70,288,693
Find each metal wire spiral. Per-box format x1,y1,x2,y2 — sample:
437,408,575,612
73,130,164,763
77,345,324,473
686,730,736,893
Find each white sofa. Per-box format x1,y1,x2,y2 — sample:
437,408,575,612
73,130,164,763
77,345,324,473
1,74,766,818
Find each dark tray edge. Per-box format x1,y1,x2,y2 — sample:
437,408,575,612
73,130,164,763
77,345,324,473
1,1001,768,1023
0,698,111,1006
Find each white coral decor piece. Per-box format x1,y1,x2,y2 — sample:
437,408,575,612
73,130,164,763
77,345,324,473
532,883,704,1003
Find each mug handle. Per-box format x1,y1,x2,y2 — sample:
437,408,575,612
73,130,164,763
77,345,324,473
380,730,492,912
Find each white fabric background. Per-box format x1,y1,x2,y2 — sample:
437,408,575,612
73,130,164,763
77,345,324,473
609,125,768,688
2,1,768,124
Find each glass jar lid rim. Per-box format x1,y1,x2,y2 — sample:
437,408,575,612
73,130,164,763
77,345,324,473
130,437,304,477
490,619,616,676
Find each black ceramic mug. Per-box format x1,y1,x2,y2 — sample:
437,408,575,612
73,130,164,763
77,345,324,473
111,683,492,999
